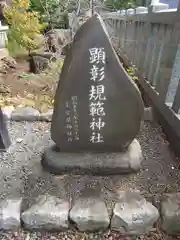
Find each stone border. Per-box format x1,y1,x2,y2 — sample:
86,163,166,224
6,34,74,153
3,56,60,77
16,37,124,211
2,106,153,122
2,106,53,122
0,191,180,236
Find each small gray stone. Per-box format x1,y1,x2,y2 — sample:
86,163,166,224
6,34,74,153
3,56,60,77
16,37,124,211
161,193,180,235
39,109,53,122
69,182,109,232
111,190,159,235
2,106,15,120
143,107,153,122
0,198,22,230
21,194,69,230
11,107,40,121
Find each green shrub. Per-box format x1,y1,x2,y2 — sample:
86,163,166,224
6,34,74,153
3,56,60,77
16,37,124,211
4,0,44,55
126,67,138,81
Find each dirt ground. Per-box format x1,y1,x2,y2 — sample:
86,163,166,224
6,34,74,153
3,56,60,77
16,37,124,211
0,58,62,112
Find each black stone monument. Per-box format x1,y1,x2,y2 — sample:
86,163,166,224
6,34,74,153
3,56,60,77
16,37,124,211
42,14,144,175
0,108,11,152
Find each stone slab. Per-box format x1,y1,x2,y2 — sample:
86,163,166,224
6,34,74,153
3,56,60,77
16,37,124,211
11,107,40,121
0,198,22,230
42,139,143,175
21,194,69,231
111,190,159,235
69,181,109,231
161,193,180,235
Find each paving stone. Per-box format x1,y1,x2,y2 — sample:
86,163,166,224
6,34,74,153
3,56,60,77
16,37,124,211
0,198,22,230
69,181,109,232
111,190,159,235
21,194,69,230
11,107,40,121
161,193,180,235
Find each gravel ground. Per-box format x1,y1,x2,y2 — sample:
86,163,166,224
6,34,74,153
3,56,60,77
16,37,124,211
0,120,179,239
0,229,168,240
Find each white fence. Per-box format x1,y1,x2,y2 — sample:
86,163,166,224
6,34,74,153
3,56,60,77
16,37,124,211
0,21,8,49
101,0,180,154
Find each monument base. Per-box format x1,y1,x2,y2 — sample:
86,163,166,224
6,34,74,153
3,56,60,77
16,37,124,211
42,139,143,175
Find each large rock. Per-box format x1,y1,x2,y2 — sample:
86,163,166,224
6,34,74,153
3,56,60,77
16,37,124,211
69,181,109,231
161,193,180,235
51,15,144,152
46,29,72,53
0,108,11,151
111,190,159,235
0,198,22,230
2,56,17,69
29,55,49,74
21,194,69,230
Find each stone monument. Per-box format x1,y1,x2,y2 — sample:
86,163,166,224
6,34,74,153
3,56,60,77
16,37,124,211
42,14,144,175
0,108,11,151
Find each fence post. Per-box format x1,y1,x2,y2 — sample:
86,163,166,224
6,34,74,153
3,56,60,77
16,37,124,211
142,0,169,79
0,21,8,49
166,2,180,112
156,4,180,102
134,7,148,68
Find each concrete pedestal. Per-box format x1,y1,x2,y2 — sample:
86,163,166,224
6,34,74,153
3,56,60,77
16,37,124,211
42,139,143,175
